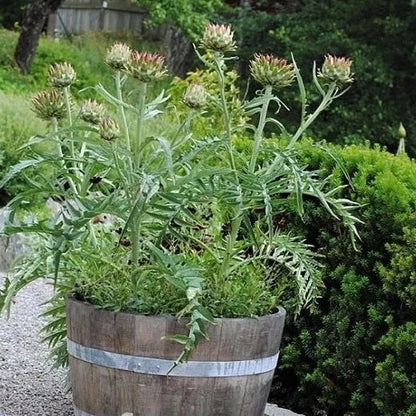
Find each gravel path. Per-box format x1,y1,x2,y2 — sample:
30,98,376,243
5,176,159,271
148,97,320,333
0,276,73,416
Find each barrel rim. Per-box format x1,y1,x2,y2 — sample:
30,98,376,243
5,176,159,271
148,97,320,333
66,292,287,322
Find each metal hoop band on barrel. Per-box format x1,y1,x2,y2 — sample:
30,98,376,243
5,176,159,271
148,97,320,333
67,339,279,378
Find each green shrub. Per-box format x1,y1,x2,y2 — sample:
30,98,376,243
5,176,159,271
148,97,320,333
373,227,416,415
270,142,416,416
380,226,416,312
375,322,416,416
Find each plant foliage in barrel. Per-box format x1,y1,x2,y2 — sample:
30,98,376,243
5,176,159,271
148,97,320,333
0,23,358,415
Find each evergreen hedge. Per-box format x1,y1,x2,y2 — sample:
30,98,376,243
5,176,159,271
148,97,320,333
271,142,416,416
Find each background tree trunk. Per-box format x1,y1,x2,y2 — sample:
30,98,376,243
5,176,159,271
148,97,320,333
162,26,193,78
14,0,63,74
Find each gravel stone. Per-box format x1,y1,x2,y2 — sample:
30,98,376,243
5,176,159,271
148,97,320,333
0,276,73,416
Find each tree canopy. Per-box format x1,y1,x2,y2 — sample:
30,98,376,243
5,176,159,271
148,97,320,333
137,0,224,40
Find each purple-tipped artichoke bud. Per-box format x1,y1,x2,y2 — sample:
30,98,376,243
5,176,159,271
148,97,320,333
200,23,236,53
127,51,167,82
48,62,77,88
31,90,66,121
105,42,131,71
183,84,207,109
99,116,120,141
80,99,107,125
318,55,353,86
250,54,295,90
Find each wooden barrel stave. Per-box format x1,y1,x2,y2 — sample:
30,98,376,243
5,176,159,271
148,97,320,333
67,295,286,416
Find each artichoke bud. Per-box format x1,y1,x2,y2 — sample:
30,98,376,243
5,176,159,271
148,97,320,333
127,51,167,83
398,122,406,139
200,23,236,53
250,54,295,90
48,62,77,88
31,90,66,121
318,55,353,87
80,99,107,125
99,116,120,141
183,84,207,109
105,42,131,71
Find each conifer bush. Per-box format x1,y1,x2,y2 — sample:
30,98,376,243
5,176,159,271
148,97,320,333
271,142,416,416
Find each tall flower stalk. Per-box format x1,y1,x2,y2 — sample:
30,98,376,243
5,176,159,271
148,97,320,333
105,43,133,171
289,55,353,147
201,25,243,279
134,82,147,167
50,116,62,158
104,42,132,165
48,62,77,161
249,54,295,171
115,70,131,152
125,51,167,267
30,89,78,194
127,51,166,167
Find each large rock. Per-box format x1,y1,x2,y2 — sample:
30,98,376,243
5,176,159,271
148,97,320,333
0,208,28,272
0,200,63,272
265,404,304,416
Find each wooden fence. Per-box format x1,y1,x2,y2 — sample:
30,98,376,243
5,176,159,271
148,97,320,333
47,0,146,36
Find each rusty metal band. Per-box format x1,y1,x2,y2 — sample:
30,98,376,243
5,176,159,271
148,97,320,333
67,339,279,378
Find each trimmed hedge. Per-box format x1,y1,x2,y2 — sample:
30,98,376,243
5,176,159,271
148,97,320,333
271,142,416,416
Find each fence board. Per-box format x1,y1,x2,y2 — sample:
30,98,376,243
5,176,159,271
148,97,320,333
47,0,146,36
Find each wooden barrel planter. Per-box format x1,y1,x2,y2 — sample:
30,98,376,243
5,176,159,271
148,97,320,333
66,294,286,416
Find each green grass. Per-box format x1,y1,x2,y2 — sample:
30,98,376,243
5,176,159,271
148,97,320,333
0,91,49,204
0,29,163,96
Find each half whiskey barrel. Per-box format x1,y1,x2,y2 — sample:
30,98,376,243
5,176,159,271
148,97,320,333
66,294,286,416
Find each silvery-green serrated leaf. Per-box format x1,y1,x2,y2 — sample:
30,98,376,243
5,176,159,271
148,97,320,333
95,83,137,112
155,136,174,177
163,334,189,345
195,306,216,324
0,157,57,189
164,274,187,291
144,109,163,119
